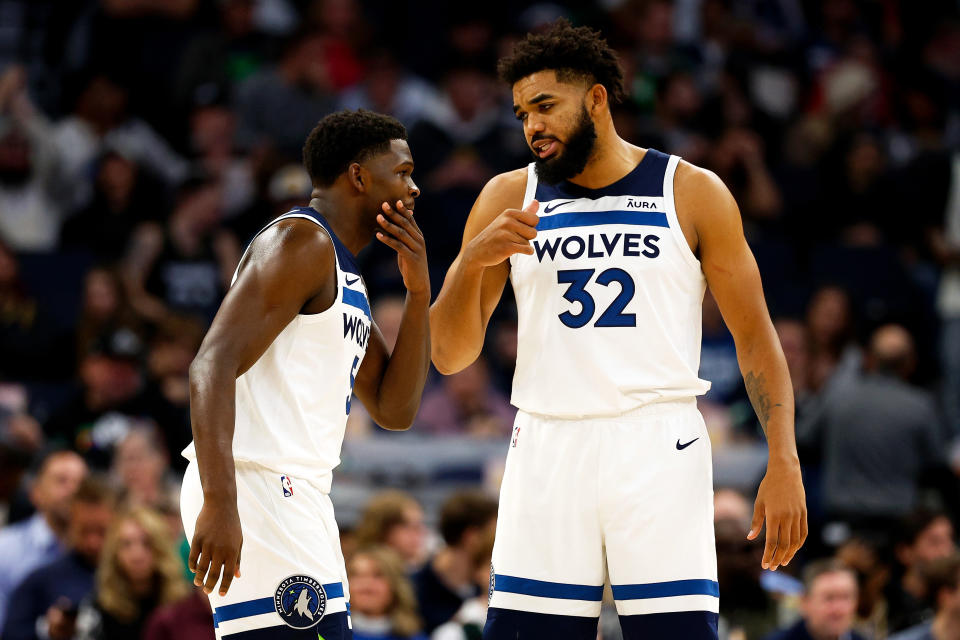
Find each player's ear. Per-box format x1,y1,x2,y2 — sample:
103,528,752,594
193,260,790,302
588,83,607,114
348,163,367,193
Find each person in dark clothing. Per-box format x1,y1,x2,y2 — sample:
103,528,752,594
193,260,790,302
886,509,957,633
411,491,497,633
75,507,187,640
2,475,117,640
763,559,869,640
142,588,215,640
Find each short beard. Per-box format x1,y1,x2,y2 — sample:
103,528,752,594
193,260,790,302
533,107,597,185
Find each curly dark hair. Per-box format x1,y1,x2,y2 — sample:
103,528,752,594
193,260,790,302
302,109,407,186
497,19,626,104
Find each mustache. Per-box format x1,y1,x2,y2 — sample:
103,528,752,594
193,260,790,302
530,134,559,145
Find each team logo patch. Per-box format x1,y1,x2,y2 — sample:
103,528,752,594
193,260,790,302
274,575,326,629
280,475,293,497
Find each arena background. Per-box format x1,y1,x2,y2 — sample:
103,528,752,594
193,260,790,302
0,1,959,639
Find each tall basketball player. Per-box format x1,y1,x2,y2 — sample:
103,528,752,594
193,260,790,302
429,22,807,639
181,110,430,639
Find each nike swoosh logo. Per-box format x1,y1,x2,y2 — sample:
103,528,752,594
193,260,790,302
345,276,360,285
676,438,699,450
543,200,575,214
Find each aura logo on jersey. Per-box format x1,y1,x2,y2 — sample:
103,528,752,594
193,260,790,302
275,575,327,628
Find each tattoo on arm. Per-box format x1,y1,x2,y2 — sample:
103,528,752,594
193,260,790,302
744,371,783,434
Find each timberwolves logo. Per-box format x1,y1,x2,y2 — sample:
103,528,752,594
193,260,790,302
274,575,326,629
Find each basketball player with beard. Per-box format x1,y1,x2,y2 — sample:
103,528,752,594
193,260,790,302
429,21,807,639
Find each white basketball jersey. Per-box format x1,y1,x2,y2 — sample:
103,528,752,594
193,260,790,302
509,149,711,418
183,207,371,492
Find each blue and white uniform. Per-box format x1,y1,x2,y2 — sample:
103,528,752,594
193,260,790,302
181,207,370,639
486,150,719,639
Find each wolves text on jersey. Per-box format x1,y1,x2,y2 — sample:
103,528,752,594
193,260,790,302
343,313,370,349
532,232,660,263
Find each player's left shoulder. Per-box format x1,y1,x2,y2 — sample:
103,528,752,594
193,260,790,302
673,158,741,237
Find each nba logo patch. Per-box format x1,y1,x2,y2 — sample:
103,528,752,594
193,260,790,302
511,426,521,448
280,475,293,497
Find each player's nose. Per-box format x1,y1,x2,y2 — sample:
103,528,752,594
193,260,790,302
408,179,420,199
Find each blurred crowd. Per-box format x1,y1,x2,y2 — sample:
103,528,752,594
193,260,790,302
1,0,960,638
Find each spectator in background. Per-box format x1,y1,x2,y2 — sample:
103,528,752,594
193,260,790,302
0,65,66,252
763,559,868,640
2,475,117,640
889,552,960,640
799,324,943,526
110,426,173,510
233,29,337,158
805,285,859,391
50,72,188,214
174,0,275,114
187,98,255,220
74,267,142,366
349,546,427,640
0,450,87,629
126,176,239,323
412,491,498,633
0,237,68,381
354,490,428,570
60,150,167,261
835,536,892,639
887,510,957,633
142,588,214,640
44,328,147,466
415,357,515,439
431,529,496,640
338,49,440,129
76,507,187,640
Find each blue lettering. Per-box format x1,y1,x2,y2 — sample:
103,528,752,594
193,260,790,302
533,237,561,262
624,234,642,257
561,236,585,259
642,235,660,258
587,234,603,258
601,233,622,254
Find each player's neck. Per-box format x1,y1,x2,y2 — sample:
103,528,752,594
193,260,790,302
307,197,371,255
565,132,643,191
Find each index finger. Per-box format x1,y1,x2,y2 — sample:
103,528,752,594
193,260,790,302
220,556,238,596
188,538,201,572
511,208,539,228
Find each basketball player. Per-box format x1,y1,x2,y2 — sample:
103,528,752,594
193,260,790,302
181,110,430,639
429,22,807,639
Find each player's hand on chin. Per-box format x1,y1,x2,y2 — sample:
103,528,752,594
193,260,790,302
189,500,243,596
748,456,807,572
464,199,540,267
377,200,430,299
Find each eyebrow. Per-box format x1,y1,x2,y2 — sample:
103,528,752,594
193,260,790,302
513,93,555,113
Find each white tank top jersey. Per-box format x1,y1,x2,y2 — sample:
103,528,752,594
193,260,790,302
183,207,371,493
509,149,711,418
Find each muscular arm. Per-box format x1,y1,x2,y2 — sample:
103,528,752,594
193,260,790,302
430,169,534,374
188,220,333,595
677,163,807,570
352,202,432,429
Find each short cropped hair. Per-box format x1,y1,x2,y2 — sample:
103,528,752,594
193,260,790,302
439,490,498,547
802,558,856,593
497,19,626,104
302,109,407,187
